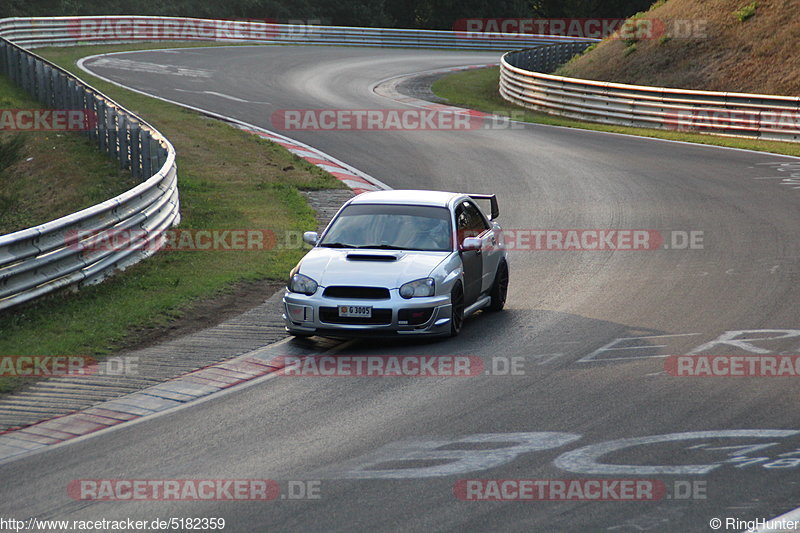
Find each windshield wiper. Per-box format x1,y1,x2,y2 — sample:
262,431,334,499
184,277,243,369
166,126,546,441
355,244,413,250
319,242,359,248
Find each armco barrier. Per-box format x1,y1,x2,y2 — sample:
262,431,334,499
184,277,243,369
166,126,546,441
0,27,182,311
0,16,591,50
0,17,591,311
500,44,800,142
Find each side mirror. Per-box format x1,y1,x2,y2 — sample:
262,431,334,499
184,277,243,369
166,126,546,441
303,231,319,246
461,237,482,251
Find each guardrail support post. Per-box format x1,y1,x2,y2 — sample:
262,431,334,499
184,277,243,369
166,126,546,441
118,114,129,170
141,129,151,177
130,123,141,179
149,137,159,175
97,101,107,152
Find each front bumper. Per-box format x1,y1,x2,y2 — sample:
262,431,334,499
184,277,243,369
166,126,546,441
282,289,453,337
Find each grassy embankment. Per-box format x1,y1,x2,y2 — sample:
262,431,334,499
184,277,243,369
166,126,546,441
432,0,800,157
0,42,344,393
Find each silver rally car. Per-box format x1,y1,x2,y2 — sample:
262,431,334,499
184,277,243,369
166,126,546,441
282,190,509,338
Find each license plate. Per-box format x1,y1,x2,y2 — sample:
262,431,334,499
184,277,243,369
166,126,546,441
339,305,372,318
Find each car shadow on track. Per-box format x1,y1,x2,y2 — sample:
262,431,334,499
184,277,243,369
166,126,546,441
285,308,680,371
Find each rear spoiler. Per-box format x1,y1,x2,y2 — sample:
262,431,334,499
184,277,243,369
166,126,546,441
468,194,499,220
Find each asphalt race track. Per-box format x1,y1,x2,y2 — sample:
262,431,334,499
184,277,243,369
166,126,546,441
2,45,800,532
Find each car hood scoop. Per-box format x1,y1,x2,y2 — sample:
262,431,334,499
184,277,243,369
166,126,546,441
346,253,399,262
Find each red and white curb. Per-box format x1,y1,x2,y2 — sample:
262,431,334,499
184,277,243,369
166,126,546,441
234,123,389,194
237,65,500,190
78,49,391,196
0,342,302,463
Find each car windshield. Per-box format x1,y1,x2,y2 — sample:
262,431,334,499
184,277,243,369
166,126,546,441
319,203,452,252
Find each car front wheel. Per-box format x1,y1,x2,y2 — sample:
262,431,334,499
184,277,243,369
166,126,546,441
487,261,508,312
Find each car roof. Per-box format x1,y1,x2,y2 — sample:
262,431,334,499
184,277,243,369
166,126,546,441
348,190,465,208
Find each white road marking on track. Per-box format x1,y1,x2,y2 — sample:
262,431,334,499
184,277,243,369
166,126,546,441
314,432,582,479
90,57,212,77
526,353,564,365
746,507,800,532
173,88,270,104
576,333,701,363
554,430,800,476
688,329,800,355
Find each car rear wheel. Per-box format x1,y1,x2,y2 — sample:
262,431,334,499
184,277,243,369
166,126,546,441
450,282,464,337
487,261,508,312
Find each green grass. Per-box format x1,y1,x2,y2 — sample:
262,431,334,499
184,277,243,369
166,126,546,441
0,42,344,394
0,74,136,234
0,134,24,173
734,1,758,22
431,66,800,158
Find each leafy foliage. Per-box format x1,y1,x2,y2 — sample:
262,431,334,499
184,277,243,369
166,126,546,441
733,1,757,22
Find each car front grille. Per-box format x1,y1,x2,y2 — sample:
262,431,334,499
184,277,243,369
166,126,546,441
323,286,391,300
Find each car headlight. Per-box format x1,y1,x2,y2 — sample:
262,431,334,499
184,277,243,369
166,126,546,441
288,272,318,295
399,278,435,299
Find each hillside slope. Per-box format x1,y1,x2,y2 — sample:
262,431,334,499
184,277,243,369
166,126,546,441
556,0,800,96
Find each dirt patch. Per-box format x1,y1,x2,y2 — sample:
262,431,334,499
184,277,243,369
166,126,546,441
115,278,284,353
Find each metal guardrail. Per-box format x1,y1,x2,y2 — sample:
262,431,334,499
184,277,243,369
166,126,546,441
500,44,800,142
0,16,591,50
0,32,179,311
0,16,589,312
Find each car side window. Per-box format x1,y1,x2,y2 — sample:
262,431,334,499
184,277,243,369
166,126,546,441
456,201,489,241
